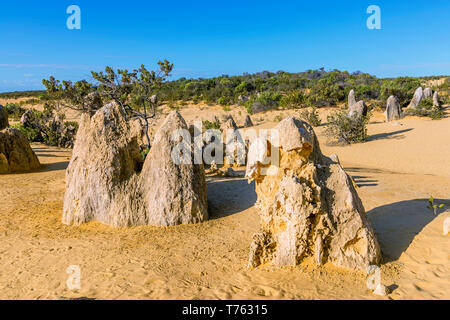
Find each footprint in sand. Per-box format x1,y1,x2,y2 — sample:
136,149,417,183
250,285,285,298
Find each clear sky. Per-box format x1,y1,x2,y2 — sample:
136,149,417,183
1,0,449,92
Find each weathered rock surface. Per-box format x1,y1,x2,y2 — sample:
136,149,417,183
0,128,40,173
246,116,381,271
238,95,249,105
0,105,9,130
130,117,151,149
62,103,144,226
84,92,103,115
212,115,220,125
139,110,208,226
224,138,247,167
373,283,389,296
20,110,32,126
444,217,450,236
20,109,78,148
63,104,208,227
349,100,368,117
433,91,441,109
348,89,356,108
221,115,246,167
407,87,423,110
221,115,237,131
385,95,401,122
251,101,270,114
423,87,433,99
244,115,254,127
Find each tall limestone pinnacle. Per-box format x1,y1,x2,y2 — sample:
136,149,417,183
63,103,208,227
245,116,382,271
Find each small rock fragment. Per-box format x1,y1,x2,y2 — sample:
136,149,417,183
373,284,389,296
444,217,450,236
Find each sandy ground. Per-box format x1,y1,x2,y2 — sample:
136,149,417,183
0,104,449,300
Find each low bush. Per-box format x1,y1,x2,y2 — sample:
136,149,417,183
273,114,283,122
299,107,322,127
325,111,370,144
217,96,231,106
404,98,444,120
279,90,306,109
430,108,444,120
18,108,79,148
4,103,26,120
257,91,282,108
202,119,220,130
11,123,41,141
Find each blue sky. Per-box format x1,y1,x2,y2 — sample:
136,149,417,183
0,0,449,92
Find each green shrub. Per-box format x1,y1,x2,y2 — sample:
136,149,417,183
256,91,282,107
405,98,444,120
243,99,254,115
11,123,41,142
420,98,433,109
0,90,44,99
273,114,283,122
217,96,231,106
234,81,254,95
4,103,26,120
141,147,150,160
325,111,370,144
192,95,200,104
379,77,421,107
202,119,220,130
299,107,321,127
279,90,305,109
430,108,444,120
13,109,78,147
42,124,62,146
17,98,40,106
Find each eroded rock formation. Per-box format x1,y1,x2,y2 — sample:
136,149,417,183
62,103,144,226
0,105,8,130
407,87,423,110
348,89,356,108
244,115,254,127
444,217,450,236
139,110,208,226
221,115,237,131
222,115,246,167
246,116,381,271
349,100,368,117
385,95,401,122
251,101,269,114
0,128,40,173
63,103,208,227
433,91,441,109
20,109,78,148
423,87,433,99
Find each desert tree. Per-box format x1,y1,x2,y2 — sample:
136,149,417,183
42,76,102,115
91,60,173,149
130,60,173,149
91,66,134,119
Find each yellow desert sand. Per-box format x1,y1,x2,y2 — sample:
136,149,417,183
0,105,449,300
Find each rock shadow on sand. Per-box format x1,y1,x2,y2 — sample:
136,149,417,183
41,161,70,172
367,128,413,142
207,178,257,219
367,198,449,262
350,175,378,187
